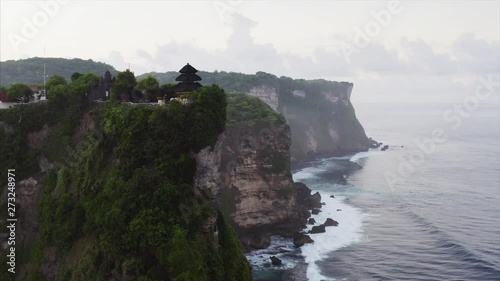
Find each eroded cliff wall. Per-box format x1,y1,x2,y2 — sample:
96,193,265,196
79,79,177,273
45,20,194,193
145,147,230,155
195,94,312,249
249,79,370,161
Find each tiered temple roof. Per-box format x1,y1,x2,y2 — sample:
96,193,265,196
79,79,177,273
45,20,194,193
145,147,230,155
172,63,202,93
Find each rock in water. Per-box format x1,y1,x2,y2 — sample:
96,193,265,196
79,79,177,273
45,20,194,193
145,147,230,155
270,256,282,266
310,192,322,208
324,218,339,226
307,218,316,225
293,232,315,247
309,224,326,234
311,208,321,215
330,195,335,198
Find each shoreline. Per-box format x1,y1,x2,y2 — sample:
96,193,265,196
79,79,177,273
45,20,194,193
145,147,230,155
250,151,369,281
290,149,366,173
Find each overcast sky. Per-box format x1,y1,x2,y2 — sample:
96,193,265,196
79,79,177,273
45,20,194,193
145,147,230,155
1,0,499,103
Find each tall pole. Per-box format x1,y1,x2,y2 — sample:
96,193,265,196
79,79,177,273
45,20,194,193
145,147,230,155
43,48,46,96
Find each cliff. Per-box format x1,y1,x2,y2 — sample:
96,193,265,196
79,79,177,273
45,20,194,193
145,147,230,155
143,71,374,163
195,94,314,249
0,68,349,279
0,84,252,281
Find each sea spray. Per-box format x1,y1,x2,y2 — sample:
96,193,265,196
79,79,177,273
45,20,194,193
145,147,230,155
300,193,367,281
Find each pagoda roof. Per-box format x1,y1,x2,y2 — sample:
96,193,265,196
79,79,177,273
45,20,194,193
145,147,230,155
179,63,198,74
172,82,202,92
175,73,202,82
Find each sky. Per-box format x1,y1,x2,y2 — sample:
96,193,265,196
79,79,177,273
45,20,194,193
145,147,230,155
0,0,499,103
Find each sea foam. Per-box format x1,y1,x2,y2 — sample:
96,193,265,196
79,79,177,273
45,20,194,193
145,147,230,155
300,193,367,281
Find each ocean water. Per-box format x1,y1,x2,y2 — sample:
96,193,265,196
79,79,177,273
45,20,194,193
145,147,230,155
248,103,500,281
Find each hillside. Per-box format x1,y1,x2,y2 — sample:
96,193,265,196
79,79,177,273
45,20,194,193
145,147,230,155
0,57,117,86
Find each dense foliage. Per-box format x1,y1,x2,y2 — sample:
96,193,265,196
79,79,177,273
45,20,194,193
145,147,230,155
45,75,68,91
0,57,116,86
136,75,160,96
111,69,138,99
6,83,34,102
0,82,252,281
226,93,285,126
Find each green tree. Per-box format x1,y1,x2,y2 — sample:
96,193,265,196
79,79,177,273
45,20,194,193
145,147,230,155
112,69,136,98
7,83,33,102
136,75,160,101
71,72,83,82
46,75,68,90
47,84,68,101
75,73,100,87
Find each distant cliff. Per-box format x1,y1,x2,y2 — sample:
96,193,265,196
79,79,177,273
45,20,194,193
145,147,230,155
143,70,373,163
0,57,117,86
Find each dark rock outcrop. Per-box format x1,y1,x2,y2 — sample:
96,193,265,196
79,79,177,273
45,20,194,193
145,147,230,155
324,218,339,227
270,256,282,266
307,218,316,225
293,232,314,247
309,225,326,234
310,192,322,209
311,209,321,215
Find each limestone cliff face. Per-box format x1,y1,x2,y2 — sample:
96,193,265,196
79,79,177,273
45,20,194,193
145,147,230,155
248,85,279,111
195,124,308,239
252,80,370,162
195,94,311,248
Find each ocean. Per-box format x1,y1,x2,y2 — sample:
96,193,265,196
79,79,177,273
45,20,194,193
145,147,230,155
248,103,500,281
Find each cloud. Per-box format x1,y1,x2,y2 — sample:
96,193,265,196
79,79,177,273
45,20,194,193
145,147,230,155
400,38,458,75
105,51,127,70
453,33,500,74
101,13,498,103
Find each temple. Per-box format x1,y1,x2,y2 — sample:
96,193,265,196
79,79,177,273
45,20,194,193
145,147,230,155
172,63,202,94
90,70,115,101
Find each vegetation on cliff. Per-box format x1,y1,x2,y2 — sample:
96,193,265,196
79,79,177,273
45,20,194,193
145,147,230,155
0,77,251,280
0,58,116,87
1,57,370,161
145,70,370,159
226,93,285,126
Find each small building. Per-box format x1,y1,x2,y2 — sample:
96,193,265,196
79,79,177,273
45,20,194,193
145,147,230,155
172,63,203,95
90,70,115,101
